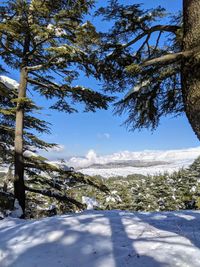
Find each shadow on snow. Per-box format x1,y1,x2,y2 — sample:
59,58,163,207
1,210,200,267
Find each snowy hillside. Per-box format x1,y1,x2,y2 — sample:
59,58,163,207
1,210,200,267
1,147,199,178
79,160,192,177
69,147,200,177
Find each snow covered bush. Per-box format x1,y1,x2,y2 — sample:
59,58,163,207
77,157,200,212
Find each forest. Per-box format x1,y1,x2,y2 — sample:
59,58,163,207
1,1,200,266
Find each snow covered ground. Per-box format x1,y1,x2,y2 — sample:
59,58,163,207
1,210,200,267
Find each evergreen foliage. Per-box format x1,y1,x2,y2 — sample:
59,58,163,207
97,0,183,131
75,157,200,212
0,0,112,216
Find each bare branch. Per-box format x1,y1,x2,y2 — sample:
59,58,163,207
122,25,180,49
135,34,150,58
27,55,58,71
27,64,43,71
141,50,194,67
28,78,60,90
29,72,61,89
152,31,162,55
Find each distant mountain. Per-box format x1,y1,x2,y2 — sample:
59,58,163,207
1,147,200,179
78,160,193,178
65,147,200,178
80,160,169,170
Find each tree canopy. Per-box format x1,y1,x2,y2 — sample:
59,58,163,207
0,0,112,216
98,0,200,141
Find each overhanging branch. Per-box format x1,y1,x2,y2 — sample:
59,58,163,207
141,50,195,67
25,186,85,209
27,55,58,71
28,78,60,90
122,25,180,49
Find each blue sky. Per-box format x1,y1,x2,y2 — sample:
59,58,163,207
2,0,200,158
42,0,199,158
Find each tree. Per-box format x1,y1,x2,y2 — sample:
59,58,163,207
0,0,112,216
98,0,200,140
182,0,200,141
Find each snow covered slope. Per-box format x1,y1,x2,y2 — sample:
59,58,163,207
1,210,200,267
73,147,200,177
79,161,191,177
70,147,200,169
1,147,199,178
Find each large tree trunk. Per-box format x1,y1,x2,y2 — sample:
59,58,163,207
182,0,200,140
14,67,28,216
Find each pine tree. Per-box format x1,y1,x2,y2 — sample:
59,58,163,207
98,0,200,140
0,0,112,216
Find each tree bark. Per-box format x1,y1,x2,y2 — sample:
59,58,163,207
14,67,28,216
182,0,200,140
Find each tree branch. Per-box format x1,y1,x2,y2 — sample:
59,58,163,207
141,50,194,67
27,55,58,71
154,31,162,52
27,64,44,71
28,78,59,89
135,34,150,58
0,39,16,55
25,186,85,209
122,25,180,49
30,72,61,89
27,37,51,57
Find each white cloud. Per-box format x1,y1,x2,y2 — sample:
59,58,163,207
97,133,111,140
66,146,200,171
39,144,68,161
47,144,65,153
68,149,98,169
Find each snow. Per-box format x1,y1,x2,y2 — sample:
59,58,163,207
10,199,23,218
0,75,19,90
124,80,150,99
81,22,89,27
23,150,73,172
47,24,66,37
82,196,99,210
79,160,192,178
123,10,133,15
2,147,200,179
1,210,200,267
106,196,116,202
23,150,38,158
49,162,73,172
106,191,122,203
69,147,200,169
66,147,200,178
47,145,65,153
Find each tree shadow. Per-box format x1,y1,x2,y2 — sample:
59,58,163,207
0,210,200,267
106,211,165,267
136,210,200,248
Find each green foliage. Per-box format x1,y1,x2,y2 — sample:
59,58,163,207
75,157,200,212
97,0,182,130
0,0,112,215
0,0,112,111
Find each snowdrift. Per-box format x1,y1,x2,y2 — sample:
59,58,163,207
1,210,200,267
